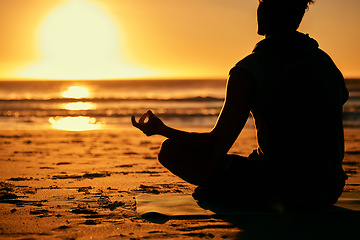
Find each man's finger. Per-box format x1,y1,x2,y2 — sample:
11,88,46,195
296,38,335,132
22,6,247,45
139,112,149,124
131,115,139,128
147,110,156,119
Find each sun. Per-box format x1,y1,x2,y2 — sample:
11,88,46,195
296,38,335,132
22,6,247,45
18,0,155,80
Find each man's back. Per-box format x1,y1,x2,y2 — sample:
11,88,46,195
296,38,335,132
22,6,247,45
233,32,348,206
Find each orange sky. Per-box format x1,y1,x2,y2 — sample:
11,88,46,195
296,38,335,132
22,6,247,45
0,0,359,80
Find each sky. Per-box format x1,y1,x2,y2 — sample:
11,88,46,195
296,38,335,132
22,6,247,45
0,0,359,80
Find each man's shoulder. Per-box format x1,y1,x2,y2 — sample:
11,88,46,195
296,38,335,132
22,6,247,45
233,52,261,69
231,48,272,75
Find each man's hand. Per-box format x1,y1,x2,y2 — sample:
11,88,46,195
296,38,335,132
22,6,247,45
131,110,166,136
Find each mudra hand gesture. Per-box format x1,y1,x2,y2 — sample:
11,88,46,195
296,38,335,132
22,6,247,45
131,110,166,136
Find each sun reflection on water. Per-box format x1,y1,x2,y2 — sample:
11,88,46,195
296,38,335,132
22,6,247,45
49,116,102,131
62,102,96,110
62,86,90,99
51,86,102,131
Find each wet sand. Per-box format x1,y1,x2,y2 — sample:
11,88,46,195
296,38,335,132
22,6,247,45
0,127,359,239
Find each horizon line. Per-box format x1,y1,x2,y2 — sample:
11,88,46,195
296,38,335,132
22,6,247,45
0,77,229,82
1,76,360,82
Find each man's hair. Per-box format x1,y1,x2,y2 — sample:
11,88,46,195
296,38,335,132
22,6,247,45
260,0,315,9
290,0,315,10
260,0,315,33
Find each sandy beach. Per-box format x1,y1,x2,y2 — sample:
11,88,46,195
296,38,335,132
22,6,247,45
0,127,359,239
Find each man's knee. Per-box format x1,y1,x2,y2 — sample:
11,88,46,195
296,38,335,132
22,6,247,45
158,139,176,166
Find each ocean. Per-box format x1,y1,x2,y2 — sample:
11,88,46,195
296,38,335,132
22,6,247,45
0,79,359,131
0,80,226,131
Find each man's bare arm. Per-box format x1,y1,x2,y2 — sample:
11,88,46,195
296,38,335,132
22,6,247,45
131,67,255,158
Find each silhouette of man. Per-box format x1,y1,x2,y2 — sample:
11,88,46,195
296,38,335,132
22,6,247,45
132,0,348,210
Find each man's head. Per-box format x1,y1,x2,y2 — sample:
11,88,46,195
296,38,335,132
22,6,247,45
257,0,314,36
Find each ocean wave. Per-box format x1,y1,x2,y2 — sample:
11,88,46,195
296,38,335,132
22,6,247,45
0,96,224,102
0,109,221,118
3,111,359,118
1,94,359,103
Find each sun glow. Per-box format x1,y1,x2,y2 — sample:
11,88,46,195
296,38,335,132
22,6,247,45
18,0,154,79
